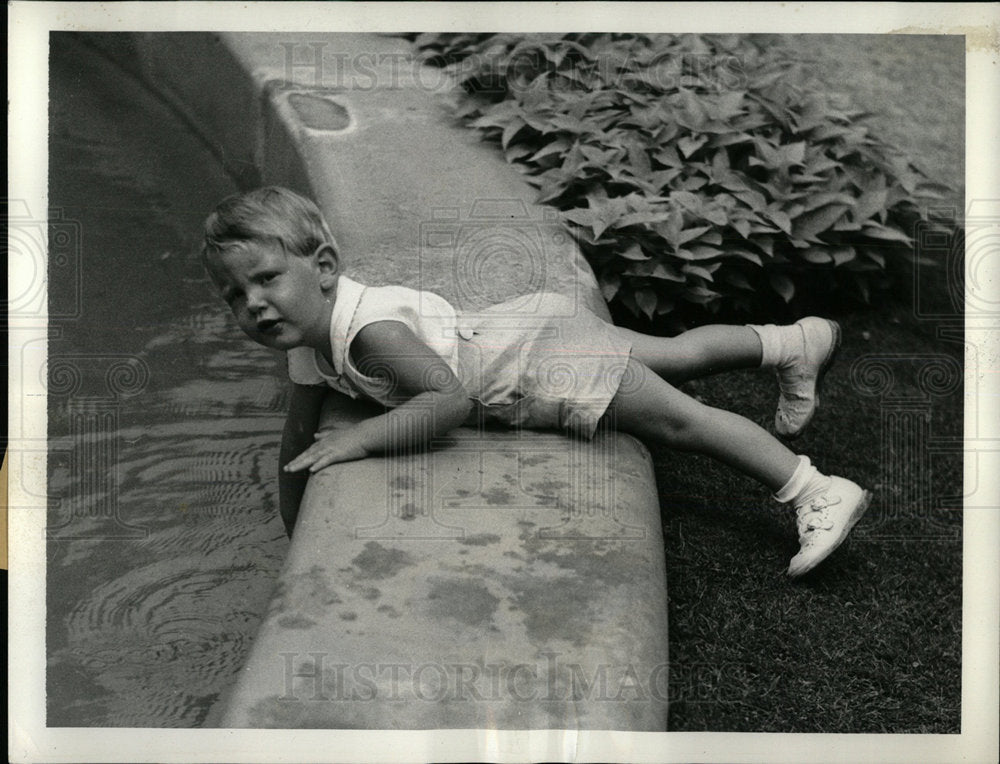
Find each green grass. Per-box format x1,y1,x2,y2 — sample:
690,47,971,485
659,304,963,732
653,35,964,733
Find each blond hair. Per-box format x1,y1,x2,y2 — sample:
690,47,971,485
201,187,337,263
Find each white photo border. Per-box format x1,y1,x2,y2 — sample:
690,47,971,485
9,2,999,762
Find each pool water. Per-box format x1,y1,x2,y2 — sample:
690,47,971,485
46,34,287,727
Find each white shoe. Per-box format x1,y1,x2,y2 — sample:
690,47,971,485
787,476,872,577
774,317,841,438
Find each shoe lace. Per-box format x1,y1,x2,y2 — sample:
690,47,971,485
797,495,841,534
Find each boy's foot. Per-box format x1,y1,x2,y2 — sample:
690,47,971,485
788,476,872,577
774,317,841,438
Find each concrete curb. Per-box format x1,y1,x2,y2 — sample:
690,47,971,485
93,32,669,730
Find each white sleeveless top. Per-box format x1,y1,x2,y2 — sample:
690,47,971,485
287,276,632,439
286,276,463,406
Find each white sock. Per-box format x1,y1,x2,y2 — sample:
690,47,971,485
748,323,785,368
773,455,830,505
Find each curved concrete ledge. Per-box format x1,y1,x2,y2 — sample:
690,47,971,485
90,32,669,729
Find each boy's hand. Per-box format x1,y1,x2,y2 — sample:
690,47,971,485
284,429,369,473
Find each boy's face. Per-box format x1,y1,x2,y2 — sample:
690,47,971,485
206,242,338,352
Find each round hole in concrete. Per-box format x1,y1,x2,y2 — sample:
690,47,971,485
288,92,351,131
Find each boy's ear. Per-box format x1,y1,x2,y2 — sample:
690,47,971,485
314,243,341,289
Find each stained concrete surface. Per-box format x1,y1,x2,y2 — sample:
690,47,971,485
94,31,670,730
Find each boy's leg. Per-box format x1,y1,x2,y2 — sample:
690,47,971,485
609,358,871,575
608,356,796,489
614,317,841,438
614,324,762,386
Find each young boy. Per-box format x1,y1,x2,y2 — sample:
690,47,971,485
202,187,871,577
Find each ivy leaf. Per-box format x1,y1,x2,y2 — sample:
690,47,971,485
599,272,621,302
680,175,708,191
561,206,606,239
677,225,713,245
504,144,534,163
581,209,613,240
714,90,746,121
915,181,953,200
618,242,649,261
731,216,752,239
653,206,686,250
614,210,674,229
803,154,842,176
833,217,863,232
683,264,717,281
624,260,685,281
810,123,854,142
729,248,764,266
675,89,710,130
799,192,857,213
622,136,652,176
721,270,754,290
853,188,889,223
769,273,795,302
701,205,729,226
862,223,912,244
766,208,793,235
831,246,856,265
678,133,709,158
734,188,768,212
635,288,658,319
865,250,886,268
671,190,703,212
754,236,775,257
791,203,850,240
655,296,676,315
654,144,684,168
682,285,721,304
708,131,755,148
800,247,833,264
649,262,685,281
618,290,640,319
548,113,595,135
781,141,807,166
580,144,615,164
711,150,730,176
470,110,516,130
676,245,721,261
529,138,572,162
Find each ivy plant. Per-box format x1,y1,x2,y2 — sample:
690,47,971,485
412,33,952,324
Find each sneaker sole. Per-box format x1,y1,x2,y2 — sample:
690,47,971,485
781,318,842,440
787,489,872,577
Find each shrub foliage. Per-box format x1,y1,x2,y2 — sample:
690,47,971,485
413,33,952,323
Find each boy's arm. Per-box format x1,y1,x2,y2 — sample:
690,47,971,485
279,382,327,536
285,321,472,474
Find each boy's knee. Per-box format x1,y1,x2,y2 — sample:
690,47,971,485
653,401,710,450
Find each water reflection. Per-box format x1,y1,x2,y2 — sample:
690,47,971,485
46,33,287,726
